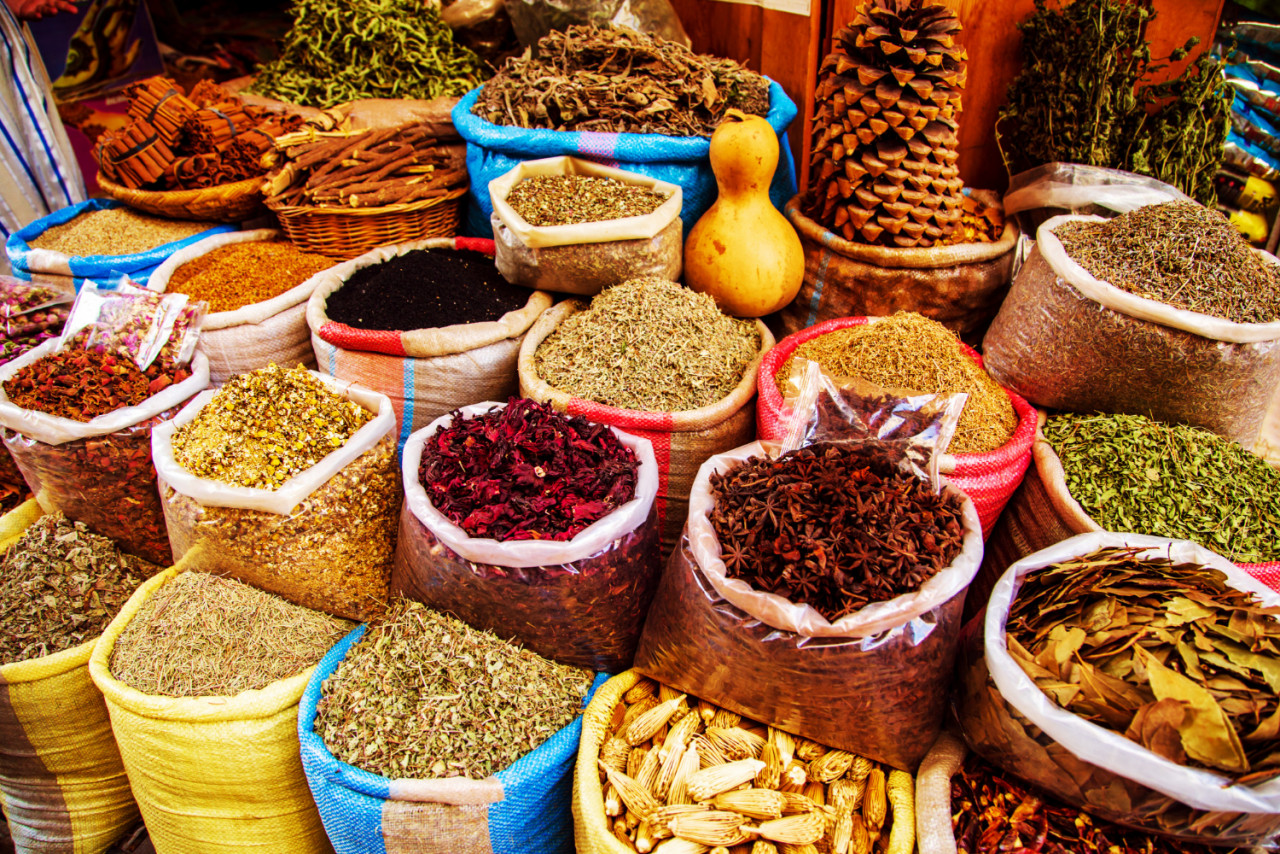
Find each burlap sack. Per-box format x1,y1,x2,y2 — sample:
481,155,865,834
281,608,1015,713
518,300,773,557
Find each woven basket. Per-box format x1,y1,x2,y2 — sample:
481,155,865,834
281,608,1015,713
267,189,466,260
95,174,265,223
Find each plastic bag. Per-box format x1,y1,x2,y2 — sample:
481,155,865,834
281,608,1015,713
955,532,1280,846
299,625,606,854
1001,164,1190,237
59,281,203,371
632,439,984,770
504,0,688,50
151,374,399,621
489,156,683,294
391,402,662,671
982,215,1280,452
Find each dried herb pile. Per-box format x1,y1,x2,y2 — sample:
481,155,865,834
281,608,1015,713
317,599,592,779
0,280,69,368
506,176,668,226
172,364,372,489
251,0,485,109
1007,547,1280,784
711,443,966,620
4,349,192,422
952,753,1238,854
1055,202,1280,324
0,514,151,663
29,209,214,257
475,26,770,136
1043,412,1280,563
778,312,1016,454
111,572,353,697
536,277,761,412
599,677,916,852
167,241,334,313
421,398,638,541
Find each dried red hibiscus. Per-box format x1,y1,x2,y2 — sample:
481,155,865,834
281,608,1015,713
2,350,190,422
420,397,638,541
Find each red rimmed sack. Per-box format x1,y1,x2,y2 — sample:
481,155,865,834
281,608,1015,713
518,300,774,557
757,315,1037,539
308,236,553,446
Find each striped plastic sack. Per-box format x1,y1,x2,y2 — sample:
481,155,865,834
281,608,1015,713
518,300,773,558
452,82,798,238
5,199,232,290
756,315,1037,539
307,237,552,450
0,500,141,854
299,625,607,854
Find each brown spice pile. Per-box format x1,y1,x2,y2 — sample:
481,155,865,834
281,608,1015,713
166,241,334,312
29,209,215,256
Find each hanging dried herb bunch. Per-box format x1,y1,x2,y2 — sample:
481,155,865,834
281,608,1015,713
997,0,1230,206
1007,547,1280,785
474,25,770,136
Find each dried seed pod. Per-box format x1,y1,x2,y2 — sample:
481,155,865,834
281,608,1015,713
652,804,713,837
655,838,711,854
666,707,705,755
884,771,913,854
847,756,873,783
707,727,766,761
693,735,732,768
669,742,702,806
670,810,752,847
832,810,853,854
699,700,719,725
794,739,826,763
625,678,658,704
606,782,624,816
623,696,662,733
602,736,632,775
687,759,768,802
807,750,854,784
712,787,787,820
802,782,825,807
602,762,662,822
751,842,779,854
849,815,870,854
629,746,650,779
710,707,742,729
828,779,862,815
783,761,808,788
751,812,826,846
777,844,820,854
768,728,796,766
861,769,886,845
638,745,664,795
627,695,688,746
638,820,659,853
613,817,634,848
657,743,688,801
780,791,819,815
611,702,629,732
756,742,782,790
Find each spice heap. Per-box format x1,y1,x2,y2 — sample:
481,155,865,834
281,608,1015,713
421,399,638,541
778,313,1016,454
1043,412,1280,563
111,571,352,696
599,677,915,853
28,208,215,257
951,754,1236,854
325,249,530,330
711,442,966,620
251,0,484,108
166,241,333,313
1007,547,1280,784
3,350,191,422
317,598,591,778
475,26,770,136
506,176,668,227
172,364,371,489
0,514,151,663
536,277,761,411
0,279,70,367
1055,201,1280,323
93,77,304,190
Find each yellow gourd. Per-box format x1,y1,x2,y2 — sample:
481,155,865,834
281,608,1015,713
684,109,803,318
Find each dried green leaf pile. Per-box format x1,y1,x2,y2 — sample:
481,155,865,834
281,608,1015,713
317,599,592,779
0,514,151,664
110,572,354,697
1008,547,1280,785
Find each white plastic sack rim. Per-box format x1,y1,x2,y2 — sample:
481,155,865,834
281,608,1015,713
148,228,337,330
1038,214,1280,344
151,370,394,515
402,401,659,568
985,531,1280,814
0,339,210,445
1003,183,1186,217
687,440,984,638
489,156,683,248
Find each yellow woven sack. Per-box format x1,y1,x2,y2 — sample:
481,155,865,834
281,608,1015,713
0,500,141,854
87,563,333,854
572,671,641,854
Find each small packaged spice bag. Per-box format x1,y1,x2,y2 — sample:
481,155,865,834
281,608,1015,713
392,401,662,671
59,280,205,371
488,156,683,295
151,371,400,621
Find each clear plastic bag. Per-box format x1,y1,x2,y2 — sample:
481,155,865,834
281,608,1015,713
1001,163,1189,235
59,280,205,370
503,0,688,50
390,402,663,671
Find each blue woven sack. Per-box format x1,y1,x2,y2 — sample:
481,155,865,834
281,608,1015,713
299,624,606,854
453,81,799,237
5,199,233,290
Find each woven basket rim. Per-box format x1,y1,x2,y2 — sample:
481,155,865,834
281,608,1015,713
266,186,467,218
96,172,265,203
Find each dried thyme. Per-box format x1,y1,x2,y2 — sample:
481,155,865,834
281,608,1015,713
316,599,592,779
110,571,353,697
506,176,667,227
171,364,372,489
0,514,152,663
1043,412,1280,563
778,312,1016,455
1055,202,1280,324
28,209,215,257
536,277,760,411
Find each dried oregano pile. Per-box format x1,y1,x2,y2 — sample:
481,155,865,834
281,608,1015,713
536,277,761,411
0,514,151,663
317,599,592,779
506,176,668,227
110,572,353,697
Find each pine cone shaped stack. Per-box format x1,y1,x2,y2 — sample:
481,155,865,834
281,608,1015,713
804,0,968,248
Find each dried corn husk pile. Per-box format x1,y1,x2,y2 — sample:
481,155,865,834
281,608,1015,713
597,677,914,854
